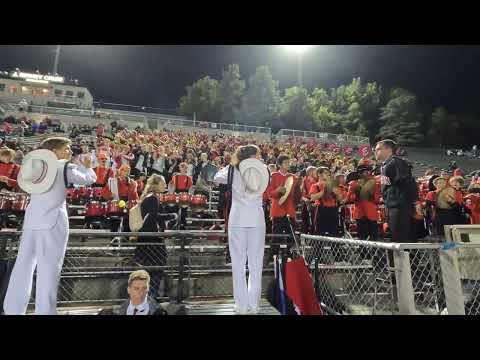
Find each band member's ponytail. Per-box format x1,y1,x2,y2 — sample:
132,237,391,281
232,145,260,169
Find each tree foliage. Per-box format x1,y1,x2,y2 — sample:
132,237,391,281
178,67,476,148
239,65,281,128
219,64,245,124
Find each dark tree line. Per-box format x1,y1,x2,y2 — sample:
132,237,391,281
178,64,478,148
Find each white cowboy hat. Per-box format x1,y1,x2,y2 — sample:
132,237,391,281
17,149,59,194
278,175,295,205
239,158,270,195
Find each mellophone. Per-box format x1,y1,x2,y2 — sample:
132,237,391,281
68,187,209,218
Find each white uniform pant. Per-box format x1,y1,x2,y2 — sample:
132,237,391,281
4,222,69,315
228,225,265,312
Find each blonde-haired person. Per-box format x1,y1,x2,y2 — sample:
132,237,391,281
214,144,269,315
134,174,177,300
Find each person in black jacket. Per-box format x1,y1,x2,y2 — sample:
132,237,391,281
375,139,416,243
134,174,177,300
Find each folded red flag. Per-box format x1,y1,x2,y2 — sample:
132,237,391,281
285,257,323,315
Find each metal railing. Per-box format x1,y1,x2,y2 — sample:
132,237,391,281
5,103,272,136
276,129,370,145
0,230,290,311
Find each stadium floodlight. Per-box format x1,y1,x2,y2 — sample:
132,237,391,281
280,45,315,87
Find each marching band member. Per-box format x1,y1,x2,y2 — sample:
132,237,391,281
4,137,96,315
346,165,381,241
169,162,193,230
102,164,138,202
449,176,468,224
426,176,464,237
93,152,114,188
301,166,317,233
266,155,301,257
170,162,193,193
214,145,269,315
102,164,138,232
0,147,20,191
464,182,480,224
267,155,300,233
309,167,344,237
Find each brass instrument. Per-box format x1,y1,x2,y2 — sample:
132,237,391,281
436,187,456,209
325,179,340,197
358,178,376,201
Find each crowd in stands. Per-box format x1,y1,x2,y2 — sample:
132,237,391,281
0,112,479,239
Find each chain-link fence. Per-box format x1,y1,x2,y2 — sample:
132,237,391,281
0,230,289,311
301,227,480,315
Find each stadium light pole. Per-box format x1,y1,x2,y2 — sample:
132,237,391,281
53,45,62,75
281,45,314,87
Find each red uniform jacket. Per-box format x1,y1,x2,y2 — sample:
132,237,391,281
102,177,138,201
309,180,339,208
0,162,20,190
346,177,381,221
267,171,297,219
171,174,193,192
465,194,480,224
302,176,317,199
94,166,114,187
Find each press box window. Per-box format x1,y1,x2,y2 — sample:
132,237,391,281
0,83,5,91
55,89,63,96
77,92,85,99
66,90,74,97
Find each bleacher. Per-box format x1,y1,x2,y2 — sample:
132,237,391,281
405,147,480,178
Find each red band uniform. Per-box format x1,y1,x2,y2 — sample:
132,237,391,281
346,175,381,241
309,180,343,237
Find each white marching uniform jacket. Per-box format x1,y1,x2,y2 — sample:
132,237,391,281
214,165,264,228
23,160,97,230
4,160,96,315
214,165,265,313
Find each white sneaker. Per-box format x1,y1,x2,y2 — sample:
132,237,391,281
247,308,259,315
234,307,248,315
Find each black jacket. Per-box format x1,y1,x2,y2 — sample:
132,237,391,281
381,155,416,209
140,194,176,232
114,298,166,315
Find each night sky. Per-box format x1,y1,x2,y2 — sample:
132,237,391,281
1,45,480,115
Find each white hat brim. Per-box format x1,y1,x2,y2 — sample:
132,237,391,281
239,158,269,195
17,149,59,194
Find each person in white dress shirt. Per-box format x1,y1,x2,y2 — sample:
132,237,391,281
3,137,97,315
214,145,269,315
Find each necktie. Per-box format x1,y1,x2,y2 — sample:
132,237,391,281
133,307,138,315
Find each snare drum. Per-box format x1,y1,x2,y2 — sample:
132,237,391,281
164,193,178,207
0,194,12,211
78,186,92,199
11,194,29,212
178,193,191,208
156,194,165,204
85,201,105,217
191,194,207,210
66,188,79,202
106,200,122,215
91,188,103,200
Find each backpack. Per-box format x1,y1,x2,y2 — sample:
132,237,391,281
129,200,145,232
